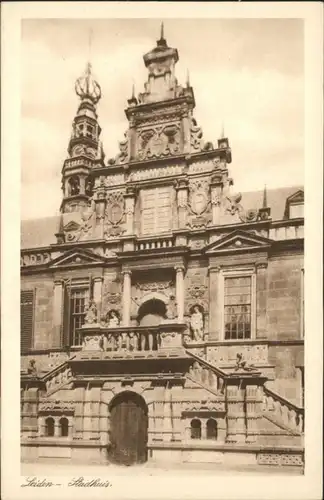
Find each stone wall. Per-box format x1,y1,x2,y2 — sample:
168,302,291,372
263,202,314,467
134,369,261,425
267,254,303,340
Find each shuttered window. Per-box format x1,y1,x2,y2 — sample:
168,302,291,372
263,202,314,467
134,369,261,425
141,187,172,235
21,289,34,352
224,276,252,340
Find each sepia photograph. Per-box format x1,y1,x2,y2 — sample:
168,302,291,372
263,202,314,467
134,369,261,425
1,3,323,500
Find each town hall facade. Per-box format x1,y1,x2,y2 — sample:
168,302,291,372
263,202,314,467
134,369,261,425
21,28,305,470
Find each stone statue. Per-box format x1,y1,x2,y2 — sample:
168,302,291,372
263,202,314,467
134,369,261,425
108,311,120,328
190,306,204,341
27,359,37,376
235,353,257,372
84,300,97,324
166,295,177,320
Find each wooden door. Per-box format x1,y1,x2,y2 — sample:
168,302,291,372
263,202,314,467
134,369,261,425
109,393,148,466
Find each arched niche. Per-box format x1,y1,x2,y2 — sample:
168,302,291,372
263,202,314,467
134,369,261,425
137,297,167,327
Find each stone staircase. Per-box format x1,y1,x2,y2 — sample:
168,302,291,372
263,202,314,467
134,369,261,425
185,349,304,437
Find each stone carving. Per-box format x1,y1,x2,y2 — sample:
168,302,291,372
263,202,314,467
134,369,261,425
45,366,73,393
84,299,98,325
190,306,204,341
224,193,243,216
107,310,120,328
83,335,102,350
258,453,303,467
207,345,268,365
188,361,224,394
166,295,177,320
135,281,172,293
128,164,183,182
104,191,125,239
239,208,258,223
234,353,258,372
70,144,97,159
190,117,204,152
189,160,214,174
39,400,75,413
115,131,128,164
188,179,210,215
137,123,181,160
103,174,124,187
183,400,225,413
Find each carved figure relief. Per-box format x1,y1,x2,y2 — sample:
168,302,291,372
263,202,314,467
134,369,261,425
115,131,128,165
107,310,120,328
84,299,98,324
137,123,181,160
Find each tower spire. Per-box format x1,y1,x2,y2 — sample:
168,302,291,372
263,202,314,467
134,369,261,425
262,184,268,209
220,121,225,139
186,69,190,88
160,21,164,40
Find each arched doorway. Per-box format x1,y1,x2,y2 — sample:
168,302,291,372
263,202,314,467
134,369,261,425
109,392,148,466
137,298,167,326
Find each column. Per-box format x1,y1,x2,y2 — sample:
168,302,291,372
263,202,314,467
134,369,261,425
80,176,86,195
256,262,268,339
53,280,64,347
93,277,103,320
245,384,259,443
54,417,61,437
208,266,221,340
175,266,185,322
122,270,132,327
91,386,101,440
124,188,136,235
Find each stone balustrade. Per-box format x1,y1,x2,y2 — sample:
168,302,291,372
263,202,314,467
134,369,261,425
81,324,185,354
262,386,304,434
21,251,52,267
135,237,174,251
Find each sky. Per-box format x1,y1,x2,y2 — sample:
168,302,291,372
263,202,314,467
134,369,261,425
21,18,304,220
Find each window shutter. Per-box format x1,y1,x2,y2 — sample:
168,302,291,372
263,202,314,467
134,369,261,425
141,187,172,235
157,186,171,233
62,281,71,348
20,290,34,352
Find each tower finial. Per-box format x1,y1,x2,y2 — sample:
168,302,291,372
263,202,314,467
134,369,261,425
186,69,190,88
263,184,268,208
220,121,225,139
160,21,164,40
88,28,93,64
132,80,135,99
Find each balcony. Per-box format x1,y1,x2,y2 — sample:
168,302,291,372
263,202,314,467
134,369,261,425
79,323,187,357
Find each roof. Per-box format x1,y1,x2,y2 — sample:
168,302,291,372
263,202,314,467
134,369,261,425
240,186,303,222
21,216,60,250
20,186,303,250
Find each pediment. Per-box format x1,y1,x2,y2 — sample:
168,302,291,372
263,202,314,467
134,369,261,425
204,230,272,255
286,189,304,205
49,248,107,268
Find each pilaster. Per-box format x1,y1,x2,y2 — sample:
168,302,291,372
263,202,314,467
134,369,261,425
122,270,132,327
208,266,222,340
175,266,185,322
53,279,64,347
256,261,268,339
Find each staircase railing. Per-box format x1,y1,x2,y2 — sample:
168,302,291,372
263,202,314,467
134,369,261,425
263,386,304,434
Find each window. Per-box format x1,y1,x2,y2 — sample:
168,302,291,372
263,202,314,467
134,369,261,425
59,417,69,437
45,417,55,437
21,290,34,352
224,276,252,340
141,187,172,235
190,419,201,439
289,203,304,219
63,279,91,347
206,419,217,440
